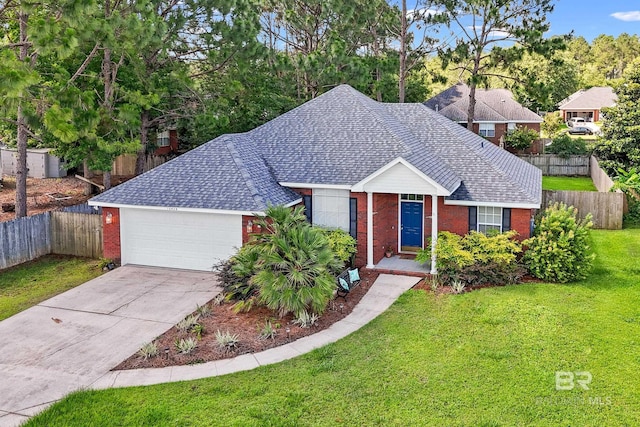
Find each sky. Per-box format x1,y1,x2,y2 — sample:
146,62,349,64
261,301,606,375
548,0,640,41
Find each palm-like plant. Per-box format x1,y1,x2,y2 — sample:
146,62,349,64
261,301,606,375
251,205,340,317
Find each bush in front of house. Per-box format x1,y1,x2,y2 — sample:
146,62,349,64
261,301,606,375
433,230,523,286
216,205,342,318
319,227,357,270
503,126,539,151
523,202,594,283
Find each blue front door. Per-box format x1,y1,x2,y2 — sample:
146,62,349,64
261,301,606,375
401,201,423,250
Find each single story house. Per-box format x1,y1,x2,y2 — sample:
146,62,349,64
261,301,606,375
89,85,541,273
558,86,617,122
424,83,543,149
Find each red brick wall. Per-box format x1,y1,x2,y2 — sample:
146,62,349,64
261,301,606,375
154,129,178,155
103,207,121,262
511,208,534,240
241,215,261,244
372,193,398,264
469,122,541,151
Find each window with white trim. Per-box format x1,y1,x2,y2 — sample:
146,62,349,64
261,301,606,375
312,188,350,231
478,123,495,138
400,194,424,201
157,130,170,147
478,206,502,233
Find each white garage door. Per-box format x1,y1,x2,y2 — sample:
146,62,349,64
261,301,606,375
120,208,242,271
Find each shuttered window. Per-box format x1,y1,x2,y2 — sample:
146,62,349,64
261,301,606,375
349,198,357,239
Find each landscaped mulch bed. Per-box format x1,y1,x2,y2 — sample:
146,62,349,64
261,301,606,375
114,269,380,370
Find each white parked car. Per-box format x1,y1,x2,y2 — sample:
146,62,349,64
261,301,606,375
566,117,586,127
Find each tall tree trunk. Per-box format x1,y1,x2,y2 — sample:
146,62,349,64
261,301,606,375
82,160,94,196
101,0,113,190
15,11,29,218
467,82,477,131
467,55,482,131
135,111,150,176
398,0,407,103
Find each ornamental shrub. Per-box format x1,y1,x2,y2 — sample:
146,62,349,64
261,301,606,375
432,231,523,286
503,126,539,151
523,202,594,283
319,227,357,270
546,134,589,158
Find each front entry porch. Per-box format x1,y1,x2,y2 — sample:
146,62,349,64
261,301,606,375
372,255,430,277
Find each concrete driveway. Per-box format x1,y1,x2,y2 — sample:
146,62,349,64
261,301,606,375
0,265,221,427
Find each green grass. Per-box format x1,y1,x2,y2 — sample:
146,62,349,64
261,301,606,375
27,230,640,426
0,255,103,320
543,176,597,191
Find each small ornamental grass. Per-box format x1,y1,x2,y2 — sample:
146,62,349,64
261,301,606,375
137,341,158,360
174,337,197,354
215,330,239,350
176,314,200,333
292,311,319,328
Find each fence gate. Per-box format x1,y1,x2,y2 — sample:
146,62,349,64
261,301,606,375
51,211,103,258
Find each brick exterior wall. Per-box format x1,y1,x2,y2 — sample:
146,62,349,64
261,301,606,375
372,193,398,263
469,122,542,154
103,207,121,262
242,215,261,244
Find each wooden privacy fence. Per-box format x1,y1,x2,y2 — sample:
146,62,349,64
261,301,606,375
112,154,170,175
0,208,102,270
518,154,590,176
0,212,51,270
542,190,624,229
590,156,615,192
51,212,102,258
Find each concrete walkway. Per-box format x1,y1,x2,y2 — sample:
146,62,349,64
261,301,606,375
90,274,420,390
0,266,221,427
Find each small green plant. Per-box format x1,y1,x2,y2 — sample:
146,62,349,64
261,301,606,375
259,320,278,340
451,280,466,294
293,311,319,328
523,202,594,283
137,341,158,359
195,303,212,318
191,323,204,339
212,293,225,306
176,314,200,333
429,275,439,292
215,330,239,350
174,337,198,354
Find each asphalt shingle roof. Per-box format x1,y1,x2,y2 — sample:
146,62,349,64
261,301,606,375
91,84,541,210
425,83,543,123
558,86,617,110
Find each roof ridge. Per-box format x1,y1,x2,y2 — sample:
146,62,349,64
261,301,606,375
225,136,266,209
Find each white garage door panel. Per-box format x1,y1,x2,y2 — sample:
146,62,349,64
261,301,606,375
121,209,241,271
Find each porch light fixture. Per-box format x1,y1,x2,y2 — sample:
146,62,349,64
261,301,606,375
105,212,113,224
246,220,253,233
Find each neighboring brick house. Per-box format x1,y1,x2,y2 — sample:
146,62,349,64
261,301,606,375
90,85,541,273
154,128,179,155
558,86,617,123
424,83,543,151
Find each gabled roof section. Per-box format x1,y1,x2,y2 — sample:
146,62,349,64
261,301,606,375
248,84,461,192
558,86,617,110
89,134,300,212
384,102,541,206
425,83,542,123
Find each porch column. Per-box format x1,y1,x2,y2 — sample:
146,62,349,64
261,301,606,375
430,195,438,274
366,191,374,268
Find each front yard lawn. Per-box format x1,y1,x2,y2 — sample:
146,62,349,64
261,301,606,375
0,255,103,321
26,230,640,426
543,175,597,191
